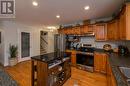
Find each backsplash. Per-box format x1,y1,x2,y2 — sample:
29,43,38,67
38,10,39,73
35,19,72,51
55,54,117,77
79,37,128,49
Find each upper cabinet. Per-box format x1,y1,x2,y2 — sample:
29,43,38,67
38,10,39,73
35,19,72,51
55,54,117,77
81,25,95,34
95,24,107,41
118,4,130,40
74,26,81,35
81,25,88,34
58,3,130,41
107,20,119,40
119,6,126,40
126,4,130,40
88,25,94,33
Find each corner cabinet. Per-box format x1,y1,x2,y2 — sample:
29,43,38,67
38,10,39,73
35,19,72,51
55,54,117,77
94,52,107,74
119,4,130,40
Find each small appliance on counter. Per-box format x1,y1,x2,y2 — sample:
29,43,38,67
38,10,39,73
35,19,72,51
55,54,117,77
118,45,129,55
103,44,112,51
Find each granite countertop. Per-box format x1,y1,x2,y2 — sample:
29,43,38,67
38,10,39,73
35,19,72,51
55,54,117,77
31,52,71,63
108,53,130,86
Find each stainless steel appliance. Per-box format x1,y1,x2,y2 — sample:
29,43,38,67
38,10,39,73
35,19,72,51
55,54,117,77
76,44,95,72
54,34,66,52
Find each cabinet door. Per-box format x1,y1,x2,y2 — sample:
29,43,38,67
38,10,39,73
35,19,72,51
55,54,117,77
74,27,81,35
94,53,101,72
94,52,107,73
119,9,126,40
107,20,119,40
71,51,76,66
107,58,117,86
83,26,88,34
88,25,94,33
95,24,107,41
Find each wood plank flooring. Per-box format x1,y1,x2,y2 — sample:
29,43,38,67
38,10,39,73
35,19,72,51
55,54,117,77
5,61,107,86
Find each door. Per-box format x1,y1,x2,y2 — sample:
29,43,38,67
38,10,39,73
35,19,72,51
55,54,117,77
18,30,32,62
94,52,107,73
21,32,30,57
95,24,106,41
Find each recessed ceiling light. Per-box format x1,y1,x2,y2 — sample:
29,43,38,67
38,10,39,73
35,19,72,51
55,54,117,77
84,6,90,10
47,26,56,29
56,15,60,18
32,1,38,6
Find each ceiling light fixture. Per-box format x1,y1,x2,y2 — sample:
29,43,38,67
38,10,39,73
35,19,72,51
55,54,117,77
84,6,90,10
32,1,38,6
47,26,56,29
56,15,60,18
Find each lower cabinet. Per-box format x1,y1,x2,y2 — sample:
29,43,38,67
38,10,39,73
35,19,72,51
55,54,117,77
107,58,117,86
94,52,117,86
66,50,76,66
94,52,107,73
71,54,76,66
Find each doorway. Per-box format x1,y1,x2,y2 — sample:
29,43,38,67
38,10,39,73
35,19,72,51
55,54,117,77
21,32,30,58
18,30,31,62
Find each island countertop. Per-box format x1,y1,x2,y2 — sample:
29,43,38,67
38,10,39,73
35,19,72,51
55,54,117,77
31,52,71,63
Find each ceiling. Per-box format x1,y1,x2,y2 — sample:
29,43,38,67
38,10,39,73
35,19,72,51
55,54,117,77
14,0,124,26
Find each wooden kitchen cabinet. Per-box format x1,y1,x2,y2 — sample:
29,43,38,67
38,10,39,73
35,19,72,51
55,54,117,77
80,25,94,34
95,24,107,41
94,52,107,74
66,50,76,66
71,51,76,66
118,4,130,40
81,25,88,34
107,58,117,86
88,25,94,33
119,7,126,40
74,26,81,35
107,20,119,40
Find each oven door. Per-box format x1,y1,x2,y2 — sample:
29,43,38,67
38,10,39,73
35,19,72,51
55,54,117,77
76,53,94,72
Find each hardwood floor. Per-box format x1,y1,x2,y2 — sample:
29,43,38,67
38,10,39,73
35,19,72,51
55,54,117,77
5,61,107,86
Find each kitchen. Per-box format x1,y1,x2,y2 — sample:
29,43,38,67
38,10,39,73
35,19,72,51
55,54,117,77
1,0,130,86
31,2,130,86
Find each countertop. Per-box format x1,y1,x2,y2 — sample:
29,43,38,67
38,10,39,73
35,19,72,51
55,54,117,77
108,53,130,86
31,52,71,63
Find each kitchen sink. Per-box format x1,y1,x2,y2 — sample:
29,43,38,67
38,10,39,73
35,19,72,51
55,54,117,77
119,67,130,86
119,67,130,79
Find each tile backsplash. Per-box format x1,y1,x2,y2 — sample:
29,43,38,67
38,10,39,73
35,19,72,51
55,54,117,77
79,37,130,50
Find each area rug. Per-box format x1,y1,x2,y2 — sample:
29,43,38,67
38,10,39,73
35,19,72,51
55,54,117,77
0,69,18,86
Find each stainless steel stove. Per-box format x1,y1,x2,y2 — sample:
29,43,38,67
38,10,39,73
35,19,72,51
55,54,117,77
76,44,95,72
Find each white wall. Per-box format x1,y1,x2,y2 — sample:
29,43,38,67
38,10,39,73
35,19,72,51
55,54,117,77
0,23,5,65
0,21,57,66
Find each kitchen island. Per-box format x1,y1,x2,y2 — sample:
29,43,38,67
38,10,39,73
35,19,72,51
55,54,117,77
31,52,71,86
